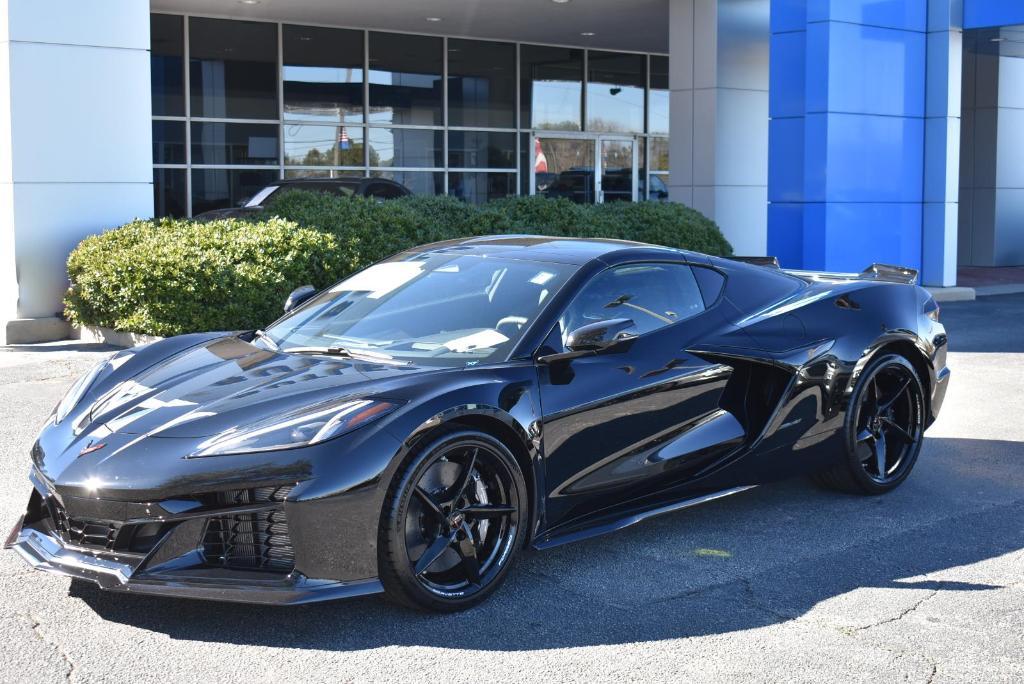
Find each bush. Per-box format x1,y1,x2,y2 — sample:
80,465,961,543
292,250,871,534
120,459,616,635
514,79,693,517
65,194,732,336
65,217,347,336
265,191,732,266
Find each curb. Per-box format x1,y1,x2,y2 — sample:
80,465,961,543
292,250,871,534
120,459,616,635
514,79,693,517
925,286,975,303
973,284,1024,298
73,326,164,349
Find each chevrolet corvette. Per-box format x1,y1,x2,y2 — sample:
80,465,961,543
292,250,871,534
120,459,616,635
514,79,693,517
6,236,949,611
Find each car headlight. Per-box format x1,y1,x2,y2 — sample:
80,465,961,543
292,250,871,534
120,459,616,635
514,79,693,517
54,358,110,425
190,398,401,457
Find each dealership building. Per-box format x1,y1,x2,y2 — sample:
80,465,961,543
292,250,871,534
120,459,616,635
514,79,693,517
1,0,1023,342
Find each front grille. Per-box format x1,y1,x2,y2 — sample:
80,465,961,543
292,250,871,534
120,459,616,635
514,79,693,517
51,503,122,552
201,486,295,573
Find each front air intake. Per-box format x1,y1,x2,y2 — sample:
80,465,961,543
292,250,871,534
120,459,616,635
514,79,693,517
201,486,296,573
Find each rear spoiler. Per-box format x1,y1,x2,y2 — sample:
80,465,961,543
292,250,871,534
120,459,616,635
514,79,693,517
727,256,780,268
728,256,919,285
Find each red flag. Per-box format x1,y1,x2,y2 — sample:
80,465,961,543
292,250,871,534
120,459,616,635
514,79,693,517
535,138,548,173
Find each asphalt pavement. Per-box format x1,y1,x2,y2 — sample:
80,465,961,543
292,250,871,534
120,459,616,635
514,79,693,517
0,296,1021,683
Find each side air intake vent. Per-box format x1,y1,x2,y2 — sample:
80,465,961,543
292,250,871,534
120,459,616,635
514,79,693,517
201,486,295,574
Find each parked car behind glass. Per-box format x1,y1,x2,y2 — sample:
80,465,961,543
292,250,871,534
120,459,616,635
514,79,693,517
193,177,412,221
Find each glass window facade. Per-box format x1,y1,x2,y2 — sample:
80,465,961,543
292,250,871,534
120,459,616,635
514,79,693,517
191,168,278,215
648,55,670,202
448,39,516,129
189,18,278,120
369,32,443,126
191,122,279,166
283,25,364,124
284,123,365,167
587,51,646,134
150,13,668,217
152,120,185,165
649,55,669,136
150,14,184,117
520,45,584,131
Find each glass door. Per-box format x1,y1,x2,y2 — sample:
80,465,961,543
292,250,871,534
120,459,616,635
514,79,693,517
597,137,637,203
530,134,637,203
531,135,596,204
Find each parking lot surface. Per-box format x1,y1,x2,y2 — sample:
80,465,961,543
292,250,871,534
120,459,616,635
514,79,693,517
0,297,1022,683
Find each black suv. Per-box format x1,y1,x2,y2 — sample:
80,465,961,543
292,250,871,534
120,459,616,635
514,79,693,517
193,177,411,221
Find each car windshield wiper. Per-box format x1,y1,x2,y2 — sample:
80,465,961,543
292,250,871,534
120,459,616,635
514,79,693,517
282,345,405,364
251,329,279,351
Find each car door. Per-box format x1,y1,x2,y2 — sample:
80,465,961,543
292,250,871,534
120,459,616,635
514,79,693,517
536,261,741,530
364,181,406,201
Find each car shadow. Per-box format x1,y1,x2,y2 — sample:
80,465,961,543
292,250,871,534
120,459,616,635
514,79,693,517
71,436,1023,652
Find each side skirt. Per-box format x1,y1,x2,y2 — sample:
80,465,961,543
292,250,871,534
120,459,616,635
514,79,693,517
531,485,757,551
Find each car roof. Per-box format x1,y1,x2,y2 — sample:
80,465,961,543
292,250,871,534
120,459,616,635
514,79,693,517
278,177,364,185
395,234,697,267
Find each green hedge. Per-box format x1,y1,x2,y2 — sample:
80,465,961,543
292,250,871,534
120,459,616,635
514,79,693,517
265,191,733,261
65,193,732,336
65,217,347,336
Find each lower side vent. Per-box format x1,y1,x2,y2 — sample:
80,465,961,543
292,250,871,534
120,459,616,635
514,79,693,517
201,486,295,573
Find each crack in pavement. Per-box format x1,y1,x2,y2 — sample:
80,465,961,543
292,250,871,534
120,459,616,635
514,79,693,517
832,590,943,684
23,612,76,683
848,589,939,634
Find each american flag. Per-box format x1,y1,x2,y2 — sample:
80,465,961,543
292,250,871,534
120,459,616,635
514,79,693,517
338,126,351,150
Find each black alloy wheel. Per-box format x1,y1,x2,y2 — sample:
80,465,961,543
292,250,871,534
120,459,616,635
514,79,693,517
379,429,527,611
813,354,926,494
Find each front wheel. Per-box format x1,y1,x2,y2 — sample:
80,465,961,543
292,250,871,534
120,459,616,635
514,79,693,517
812,354,926,495
378,429,527,611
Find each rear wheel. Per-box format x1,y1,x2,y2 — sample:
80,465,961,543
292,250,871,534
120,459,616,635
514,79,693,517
378,429,527,611
812,354,925,495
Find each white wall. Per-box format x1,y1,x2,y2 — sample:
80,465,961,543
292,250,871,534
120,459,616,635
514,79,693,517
667,0,770,256
0,0,153,331
959,40,1024,267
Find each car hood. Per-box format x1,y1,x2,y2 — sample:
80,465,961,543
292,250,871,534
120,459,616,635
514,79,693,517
79,336,433,439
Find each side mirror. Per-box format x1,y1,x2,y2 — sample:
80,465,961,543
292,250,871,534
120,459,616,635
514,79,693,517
537,318,637,364
566,318,637,352
284,285,317,313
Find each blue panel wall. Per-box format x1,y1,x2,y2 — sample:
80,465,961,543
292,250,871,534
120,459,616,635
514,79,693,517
963,1,1024,29
767,0,931,273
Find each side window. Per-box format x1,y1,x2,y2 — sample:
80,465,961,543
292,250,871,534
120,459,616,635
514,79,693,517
691,266,726,306
559,263,705,342
367,182,403,200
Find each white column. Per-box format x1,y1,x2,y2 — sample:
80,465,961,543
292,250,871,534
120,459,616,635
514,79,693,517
668,0,770,256
922,0,962,286
0,0,153,343
958,30,1024,267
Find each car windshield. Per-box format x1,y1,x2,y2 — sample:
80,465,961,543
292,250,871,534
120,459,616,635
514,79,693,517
244,181,359,207
261,254,575,367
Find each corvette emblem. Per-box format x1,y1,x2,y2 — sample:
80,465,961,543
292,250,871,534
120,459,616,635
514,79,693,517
79,441,107,457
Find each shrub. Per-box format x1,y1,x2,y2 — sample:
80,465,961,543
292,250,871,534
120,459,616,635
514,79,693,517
66,194,732,336
265,190,733,265
64,217,347,336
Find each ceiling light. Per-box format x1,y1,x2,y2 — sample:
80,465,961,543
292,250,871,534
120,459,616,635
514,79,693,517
426,17,442,22
238,0,260,5
580,31,596,36
552,0,571,3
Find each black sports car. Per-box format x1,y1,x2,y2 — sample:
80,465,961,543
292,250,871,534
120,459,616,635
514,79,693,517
6,236,949,611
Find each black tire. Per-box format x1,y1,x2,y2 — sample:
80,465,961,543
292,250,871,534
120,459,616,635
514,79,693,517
812,353,926,495
378,428,528,612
